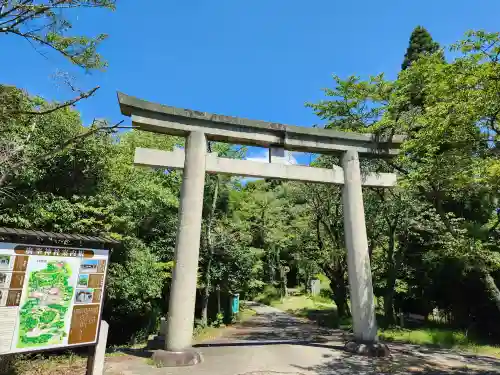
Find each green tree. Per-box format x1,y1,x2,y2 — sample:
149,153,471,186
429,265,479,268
0,85,120,192
400,26,443,112
402,26,441,70
0,2,119,192
391,31,500,318
199,142,246,325
0,92,181,343
307,30,500,332
0,1,115,71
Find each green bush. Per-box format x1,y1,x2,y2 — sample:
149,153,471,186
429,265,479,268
104,237,167,344
319,288,332,300
311,294,333,304
255,285,280,305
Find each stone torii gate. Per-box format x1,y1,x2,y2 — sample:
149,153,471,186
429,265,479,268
117,92,404,365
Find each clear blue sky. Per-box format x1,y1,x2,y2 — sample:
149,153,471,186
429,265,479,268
2,0,500,162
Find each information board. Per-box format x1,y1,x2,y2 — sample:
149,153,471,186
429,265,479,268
0,243,109,354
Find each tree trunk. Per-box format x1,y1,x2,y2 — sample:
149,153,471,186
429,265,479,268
384,225,397,324
482,269,500,313
323,261,349,318
217,286,221,314
333,278,349,318
200,175,219,326
316,215,350,318
201,285,210,326
384,280,396,324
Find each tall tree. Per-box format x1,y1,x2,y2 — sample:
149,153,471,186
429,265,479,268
308,30,500,330
402,26,441,70
400,26,442,111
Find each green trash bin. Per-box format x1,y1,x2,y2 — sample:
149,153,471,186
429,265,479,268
226,293,239,323
231,293,240,315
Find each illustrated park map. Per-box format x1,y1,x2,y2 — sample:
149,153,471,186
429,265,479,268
17,260,75,348
0,244,109,355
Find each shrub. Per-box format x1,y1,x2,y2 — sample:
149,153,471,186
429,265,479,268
104,237,168,344
255,285,280,305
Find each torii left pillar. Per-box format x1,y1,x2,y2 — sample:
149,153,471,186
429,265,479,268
152,131,206,367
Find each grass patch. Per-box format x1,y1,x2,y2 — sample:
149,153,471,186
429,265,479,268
379,328,500,358
270,295,325,310
193,306,257,343
238,306,257,322
379,328,469,346
145,357,158,367
266,295,347,329
259,292,500,359
1,352,86,375
193,325,222,342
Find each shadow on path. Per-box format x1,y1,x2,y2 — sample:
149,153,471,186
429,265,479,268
293,350,500,375
219,310,346,343
195,340,345,351
106,304,500,375
208,304,500,375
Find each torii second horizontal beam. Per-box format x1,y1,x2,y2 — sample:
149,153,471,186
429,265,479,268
134,148,397,187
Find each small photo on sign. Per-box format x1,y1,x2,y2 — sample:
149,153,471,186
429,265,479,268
9,273,25,289
13,256,28,272
88,274,103,288
92,289,102,304
0,272,11,288
6,290,21,307
0,255,12,270
96,260,106,273
0,289,9,306
80,260,98,274
75,289,94,304
77,274,89,288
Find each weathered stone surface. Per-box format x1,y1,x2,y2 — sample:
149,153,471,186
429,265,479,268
344,340,391,357
166,132,207,351
345,341,358,352
151,349,203,367
118,92,404,156
357,343,368,355
134,148,398,187
342,150,378,342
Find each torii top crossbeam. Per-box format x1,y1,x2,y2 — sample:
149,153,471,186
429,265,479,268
117,92,404,157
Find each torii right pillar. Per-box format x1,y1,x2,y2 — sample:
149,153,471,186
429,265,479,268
341,150,388,356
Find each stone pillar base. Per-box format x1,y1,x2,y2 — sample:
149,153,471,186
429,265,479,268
344,341,390,357
152,349,203,367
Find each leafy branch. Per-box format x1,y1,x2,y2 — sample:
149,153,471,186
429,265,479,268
0,1,116,70
0,118,124,187
9,86,99,116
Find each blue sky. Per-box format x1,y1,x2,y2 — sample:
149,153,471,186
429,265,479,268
2,0,500,164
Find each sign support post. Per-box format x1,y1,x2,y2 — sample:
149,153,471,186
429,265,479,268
86,320,109,375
